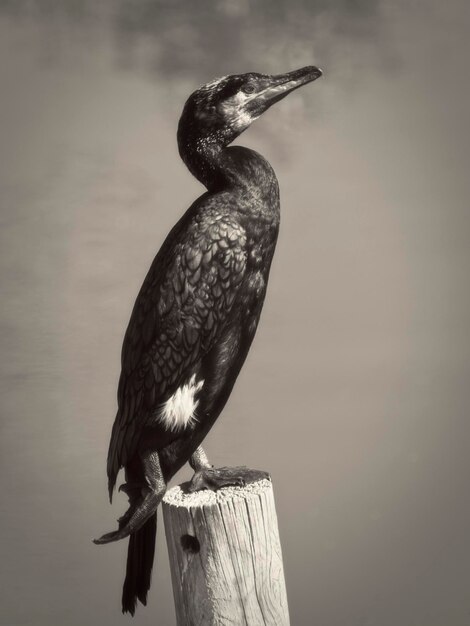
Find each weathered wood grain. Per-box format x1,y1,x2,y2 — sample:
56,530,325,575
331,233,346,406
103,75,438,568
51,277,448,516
162,478,289,626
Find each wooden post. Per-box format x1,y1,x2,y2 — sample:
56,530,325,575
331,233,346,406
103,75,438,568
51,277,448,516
162,475,290,626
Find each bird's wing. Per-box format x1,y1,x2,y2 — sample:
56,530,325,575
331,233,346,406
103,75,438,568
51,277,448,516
107,206,247,496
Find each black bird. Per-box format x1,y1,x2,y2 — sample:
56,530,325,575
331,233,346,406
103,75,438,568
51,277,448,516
94,65,322,615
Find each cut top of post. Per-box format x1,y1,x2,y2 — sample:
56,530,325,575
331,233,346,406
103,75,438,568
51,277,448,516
163,477,273,508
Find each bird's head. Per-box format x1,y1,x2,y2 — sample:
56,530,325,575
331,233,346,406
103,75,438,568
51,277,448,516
178,66,322,153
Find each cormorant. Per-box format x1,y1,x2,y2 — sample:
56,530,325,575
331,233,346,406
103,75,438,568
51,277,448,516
94,65,322,615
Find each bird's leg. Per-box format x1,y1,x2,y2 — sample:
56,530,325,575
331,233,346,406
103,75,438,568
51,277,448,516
188,447,270,492
94,450,166,545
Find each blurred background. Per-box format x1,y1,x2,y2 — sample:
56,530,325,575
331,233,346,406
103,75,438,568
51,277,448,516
1,1,469,624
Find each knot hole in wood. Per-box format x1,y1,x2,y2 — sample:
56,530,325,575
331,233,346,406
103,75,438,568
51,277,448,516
180,533,200,554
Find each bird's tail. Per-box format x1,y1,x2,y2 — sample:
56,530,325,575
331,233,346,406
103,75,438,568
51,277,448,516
122,512,157,615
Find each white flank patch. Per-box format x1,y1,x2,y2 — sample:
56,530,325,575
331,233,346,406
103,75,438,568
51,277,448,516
159,374,204,432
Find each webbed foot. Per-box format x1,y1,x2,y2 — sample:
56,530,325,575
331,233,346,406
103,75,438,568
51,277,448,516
94,450,166,545
94,484,165,545
93,528,126,545
187,466,270,493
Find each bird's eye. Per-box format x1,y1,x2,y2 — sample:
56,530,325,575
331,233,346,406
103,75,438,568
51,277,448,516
242,83,256,94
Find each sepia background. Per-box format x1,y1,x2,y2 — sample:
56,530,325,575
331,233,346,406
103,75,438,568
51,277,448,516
1,1,470,624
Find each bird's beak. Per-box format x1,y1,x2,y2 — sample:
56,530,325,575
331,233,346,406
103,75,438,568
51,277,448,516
246,66,322,115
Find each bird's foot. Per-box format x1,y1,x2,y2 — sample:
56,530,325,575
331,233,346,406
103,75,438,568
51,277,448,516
94,450,166,546
186,466,270,493
93,485,165,545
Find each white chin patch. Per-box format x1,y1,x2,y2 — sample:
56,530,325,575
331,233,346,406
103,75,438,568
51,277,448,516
159,374,204,432
219,92,253,131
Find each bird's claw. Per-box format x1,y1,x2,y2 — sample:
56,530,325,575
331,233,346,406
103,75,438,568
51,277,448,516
187,465,270,493
118,482,142,498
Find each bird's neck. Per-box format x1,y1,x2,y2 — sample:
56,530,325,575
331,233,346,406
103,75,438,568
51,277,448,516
181,137,226,191
180,135,278,199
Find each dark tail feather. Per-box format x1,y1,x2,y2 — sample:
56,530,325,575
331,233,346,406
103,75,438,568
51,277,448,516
122,513,157,616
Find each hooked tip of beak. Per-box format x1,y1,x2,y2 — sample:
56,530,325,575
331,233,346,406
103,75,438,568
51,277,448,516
299,65,323,82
